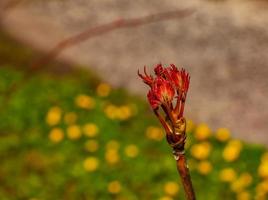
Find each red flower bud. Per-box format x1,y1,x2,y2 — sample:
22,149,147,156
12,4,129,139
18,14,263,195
138,64,190,118
168,64,190,94
138,66,154,87
147,77,175,109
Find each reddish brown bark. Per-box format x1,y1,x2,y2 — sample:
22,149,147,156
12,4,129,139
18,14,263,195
176,153,196,200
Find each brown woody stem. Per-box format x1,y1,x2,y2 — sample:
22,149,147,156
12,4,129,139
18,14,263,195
174,151,196,200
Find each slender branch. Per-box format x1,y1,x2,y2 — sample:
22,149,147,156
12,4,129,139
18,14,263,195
30,8,195,70
0,8,195,109
175,153,196,200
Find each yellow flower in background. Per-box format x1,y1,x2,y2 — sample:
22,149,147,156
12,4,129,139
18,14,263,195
117,105,132,120
197,161,213,175
49,128,64,143
64,112,77,125
258,160,268,178
96,83,111,97
194,123,211,140
83,123,99,137
124,145,139,158
219,168,237,182
190,142,212,160
186,119,195,133
67,125,81,140
223,140,242,162
159,196,173,200
75,94,95,109
164,181,179,196
259,152,268,178
228,140,242,148
215,128,230,142
108,181,121,194
231,172,253,193
256,180,268,198
239,173,252,187
105,149,120,164
46,106,62,126
83,157,99,172
231,179,245,193
84,140,99,152
104,104,117,120
146,126,164,141
106,140,120,150
104,104,132,120
236,191,250,200
255,192,266,200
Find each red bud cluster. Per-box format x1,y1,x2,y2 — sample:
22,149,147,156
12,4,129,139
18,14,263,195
138,64,190,147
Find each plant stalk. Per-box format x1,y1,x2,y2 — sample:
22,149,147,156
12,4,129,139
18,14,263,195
175,152,196,200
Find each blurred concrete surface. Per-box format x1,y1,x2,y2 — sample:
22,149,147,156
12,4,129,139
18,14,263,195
1,0,268,144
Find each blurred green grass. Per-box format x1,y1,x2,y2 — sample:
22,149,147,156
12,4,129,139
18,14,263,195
0,30,268,200
0,67,267,200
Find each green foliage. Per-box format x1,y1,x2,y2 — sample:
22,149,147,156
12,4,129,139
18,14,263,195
0,67,267,200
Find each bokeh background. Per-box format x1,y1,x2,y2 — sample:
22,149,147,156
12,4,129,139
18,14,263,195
0,0,268,199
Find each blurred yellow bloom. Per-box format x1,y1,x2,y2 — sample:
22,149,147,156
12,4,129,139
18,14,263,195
124,145,139,158
236,191,250,200
215,128,230,142
84,140,99,152
64,112,77,125
117,106,132,120
146,126,164,141
231,179,245,193
197,161,213,175
239,173,252,187
67,125,81,140
108,181,121,194
229,140,243,148
106,140,120,150
104,104,117,120
159,196,173,200
194,123,211,140
190,142,212,160
96,83,111,97
46,106,62,126
75,94,95,109
186,119,195,133
105,149,120,164
219,168,237,182
258,160,268,178
256,180,268,197
83,123,99,137
231,172,253,193
49,128,64,143
255,192,266,200
104,104,132,120
83,157,99,172
164,181,179,196
223,140,242,162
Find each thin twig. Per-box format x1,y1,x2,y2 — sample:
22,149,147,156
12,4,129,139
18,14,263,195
30,8,195,70
176,153,196,200
1,9,195,111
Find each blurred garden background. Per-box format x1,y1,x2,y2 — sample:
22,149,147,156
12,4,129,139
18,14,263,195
0,0,268,199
